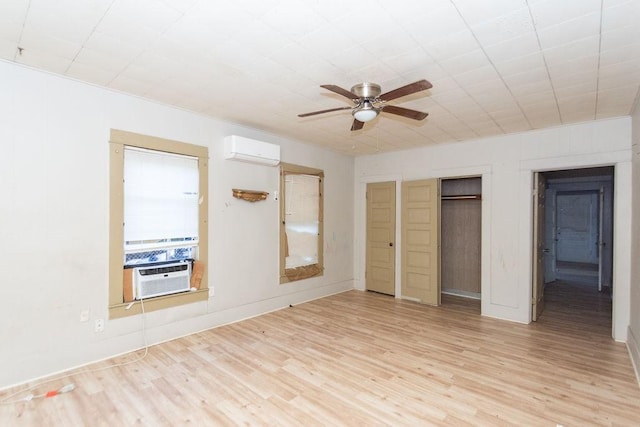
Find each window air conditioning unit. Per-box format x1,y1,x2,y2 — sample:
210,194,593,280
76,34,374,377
134,262,191,300
224,135,280,166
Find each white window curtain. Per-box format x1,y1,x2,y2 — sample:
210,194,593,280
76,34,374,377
124,147,199,252
284,174,319,268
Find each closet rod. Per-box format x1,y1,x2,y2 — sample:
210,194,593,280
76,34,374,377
441,194,482,200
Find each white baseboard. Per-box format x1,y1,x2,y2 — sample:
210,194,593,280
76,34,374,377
627,326,640,387
194,280,354,334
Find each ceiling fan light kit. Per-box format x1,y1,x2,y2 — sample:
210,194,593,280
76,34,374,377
298,79,432,131
353,100,378,122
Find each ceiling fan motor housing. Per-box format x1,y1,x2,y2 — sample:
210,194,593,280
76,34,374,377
351,82,381,100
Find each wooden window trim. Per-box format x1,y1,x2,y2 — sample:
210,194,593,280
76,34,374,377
108,129,209,319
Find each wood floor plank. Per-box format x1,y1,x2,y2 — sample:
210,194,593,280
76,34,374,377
2,281,639,425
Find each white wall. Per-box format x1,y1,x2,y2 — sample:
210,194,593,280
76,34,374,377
354,118,633,339
0,60,354,390
629,98,640,383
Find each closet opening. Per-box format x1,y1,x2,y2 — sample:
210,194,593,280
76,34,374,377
440,177,481,313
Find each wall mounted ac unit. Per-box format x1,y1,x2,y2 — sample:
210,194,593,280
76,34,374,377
224,135,280,166
134,261,191,300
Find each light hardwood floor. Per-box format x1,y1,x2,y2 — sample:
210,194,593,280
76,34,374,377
2,284,639,426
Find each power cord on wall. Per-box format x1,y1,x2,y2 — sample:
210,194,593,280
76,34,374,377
0,298,149,405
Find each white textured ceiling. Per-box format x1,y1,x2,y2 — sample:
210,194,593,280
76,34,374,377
1,0,639,155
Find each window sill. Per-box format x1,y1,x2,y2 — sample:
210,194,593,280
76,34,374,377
109,288,209,319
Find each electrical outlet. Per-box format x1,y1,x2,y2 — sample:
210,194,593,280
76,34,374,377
80,309,90,322
94,318,104,333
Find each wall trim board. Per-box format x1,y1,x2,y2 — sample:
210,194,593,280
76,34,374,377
628,326,640,386
480,173,493,317
204,280,354,329
519,149,631,171
421,164,493,181
612,162,633,341
397,165,492,183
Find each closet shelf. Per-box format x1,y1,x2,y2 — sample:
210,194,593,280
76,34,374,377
441,194,482,201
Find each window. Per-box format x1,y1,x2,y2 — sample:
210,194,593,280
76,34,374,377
123,147,198,266
280,163,323,283
109,129,208,318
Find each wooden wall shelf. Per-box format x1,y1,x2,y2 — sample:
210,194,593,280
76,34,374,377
232,188,269,202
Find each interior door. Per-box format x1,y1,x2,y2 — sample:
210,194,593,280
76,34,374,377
532,172,546,321
598,186,604,292
543,188,557,283
401,179,440,305
366,182,396,295
556,191,599,264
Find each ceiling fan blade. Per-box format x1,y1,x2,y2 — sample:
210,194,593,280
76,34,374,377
379,79,433,102
382,105,429,120
351,119,364,131
321,84,358,100
298,106,352,117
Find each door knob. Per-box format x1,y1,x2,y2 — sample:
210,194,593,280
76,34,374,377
389,243,393,247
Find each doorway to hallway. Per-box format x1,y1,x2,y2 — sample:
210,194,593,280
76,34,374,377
532,166,614,329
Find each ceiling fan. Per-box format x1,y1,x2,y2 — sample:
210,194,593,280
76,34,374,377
298,79,432,131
